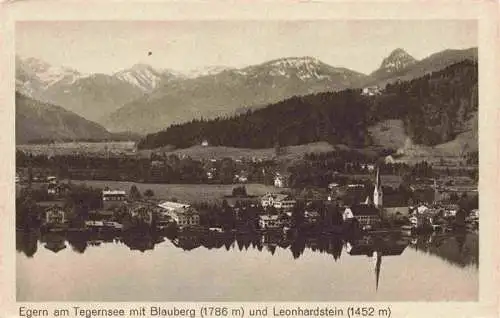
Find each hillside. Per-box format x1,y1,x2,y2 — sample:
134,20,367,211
15,92,113,144
368,113,478,164
40,74,145,123
138,60,478,156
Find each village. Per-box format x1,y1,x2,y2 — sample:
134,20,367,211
16,161,479,239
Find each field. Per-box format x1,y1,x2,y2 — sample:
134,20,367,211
17,141,137,156
142,142,338,161
68,180,286,204
17,141,340,161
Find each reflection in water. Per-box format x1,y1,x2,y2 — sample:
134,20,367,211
16,230,39,258
16,229,478,301
17,229,478,269
408,231,478,268
41,233,67,253
345,234,409,291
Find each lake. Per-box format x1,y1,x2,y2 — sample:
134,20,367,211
16,230,478,302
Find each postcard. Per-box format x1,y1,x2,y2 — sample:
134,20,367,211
0,1,498,317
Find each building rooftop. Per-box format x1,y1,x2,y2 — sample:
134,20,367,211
38,201,66,208
348,204,380,216
262,193,293,201
102,190,126,195
259,215,280,221
158,201,191,212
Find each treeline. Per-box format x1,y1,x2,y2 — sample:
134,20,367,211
138,60,478,150
139,88,371,149
16,151,279,185
22,134,141,145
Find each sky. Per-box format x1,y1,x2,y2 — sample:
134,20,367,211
16,20,477,75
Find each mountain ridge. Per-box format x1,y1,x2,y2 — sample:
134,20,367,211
103,55,368,134
16,47,478,137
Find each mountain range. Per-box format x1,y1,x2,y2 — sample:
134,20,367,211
104,56,369,134
16,47,478,144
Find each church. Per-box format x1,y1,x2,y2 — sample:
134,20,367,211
342,167,383,229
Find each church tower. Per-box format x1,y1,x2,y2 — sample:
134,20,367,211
373,167,383,208
433,178,440,204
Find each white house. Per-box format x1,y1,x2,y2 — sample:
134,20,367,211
102,190,127,202
361,85,382,96
384,155,396,164
328,183,340,190
47,183,69,196
416,204,429,214
102,189,127,209
158,201,200,228
261,193,296,211
47,176,58,184
274,174,285,188
234,173,248,183
343,205,381,227
469,209,479,220
361,163,375,172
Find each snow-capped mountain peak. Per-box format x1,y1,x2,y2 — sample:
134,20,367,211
378,48,417,72
114,63,175,92
17,56,84,86
259,56,335,81
182,65,233,78
16,56,87,97
268,56,321,68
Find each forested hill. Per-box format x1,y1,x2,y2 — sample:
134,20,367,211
137,60,478,150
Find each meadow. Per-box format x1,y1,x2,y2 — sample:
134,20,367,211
68,180,286,204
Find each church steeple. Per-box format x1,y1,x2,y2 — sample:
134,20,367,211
373,167,383,208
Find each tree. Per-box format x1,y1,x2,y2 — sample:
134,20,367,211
219,158,236,184
129,185,142,201
232,186,247,197
144,189,155,199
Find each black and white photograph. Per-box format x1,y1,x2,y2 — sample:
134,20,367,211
12,17,482,304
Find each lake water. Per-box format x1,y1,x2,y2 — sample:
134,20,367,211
16,230,478,302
